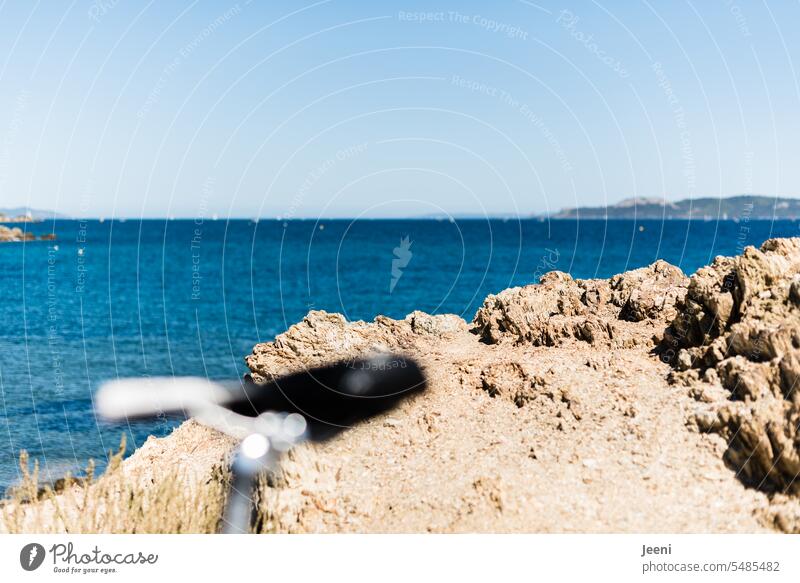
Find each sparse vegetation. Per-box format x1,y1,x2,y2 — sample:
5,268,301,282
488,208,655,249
0,436,237,534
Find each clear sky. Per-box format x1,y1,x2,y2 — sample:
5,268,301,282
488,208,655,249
0,0,799,218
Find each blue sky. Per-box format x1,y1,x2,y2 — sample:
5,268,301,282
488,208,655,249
0,0,798,218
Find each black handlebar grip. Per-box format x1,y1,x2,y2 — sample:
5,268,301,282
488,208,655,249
230,354,426,441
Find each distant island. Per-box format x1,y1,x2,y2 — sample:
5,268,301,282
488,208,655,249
552,195,800,220
0,208,61,242
0,207,67,222
0,212,37,223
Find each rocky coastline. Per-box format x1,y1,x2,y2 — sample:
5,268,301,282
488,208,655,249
0,225,56,243
0,213,38,223
4,238,800,533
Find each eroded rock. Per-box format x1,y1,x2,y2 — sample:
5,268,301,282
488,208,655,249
665,238,800,502
472,262,687,348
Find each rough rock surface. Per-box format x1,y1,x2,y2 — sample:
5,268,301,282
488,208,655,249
244,307,775,533
14,242,800,532
239,249,794,532
472,261,687,348
665,239,800,505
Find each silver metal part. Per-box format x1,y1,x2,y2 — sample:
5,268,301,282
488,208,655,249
221,413,308,534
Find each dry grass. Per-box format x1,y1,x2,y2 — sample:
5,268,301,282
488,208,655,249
0,436,241,534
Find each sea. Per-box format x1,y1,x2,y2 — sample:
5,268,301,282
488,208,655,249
1,217,798,490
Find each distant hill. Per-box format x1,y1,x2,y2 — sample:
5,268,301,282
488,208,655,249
552,195,800,219
0,207,68,221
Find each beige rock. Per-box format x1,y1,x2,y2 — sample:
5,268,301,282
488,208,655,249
0,225,34,242
0,225,55,243
665,239,800,508
472,261,688,349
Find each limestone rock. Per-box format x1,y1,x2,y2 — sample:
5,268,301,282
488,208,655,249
472,262,687,348
665,239,800,498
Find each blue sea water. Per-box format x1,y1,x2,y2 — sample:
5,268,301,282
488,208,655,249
1,218,798,490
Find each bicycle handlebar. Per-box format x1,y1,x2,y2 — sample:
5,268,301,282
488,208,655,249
96,354,426,441
233,354,425,440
